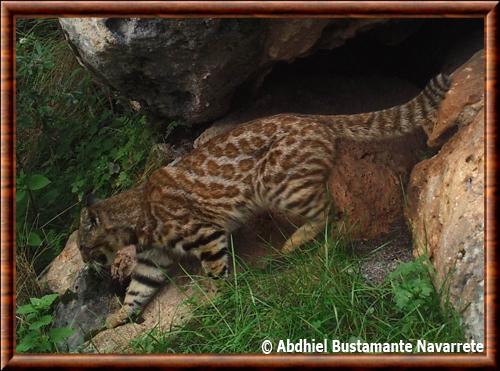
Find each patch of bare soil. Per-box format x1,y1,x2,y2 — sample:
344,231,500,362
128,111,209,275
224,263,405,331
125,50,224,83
351,222,413,284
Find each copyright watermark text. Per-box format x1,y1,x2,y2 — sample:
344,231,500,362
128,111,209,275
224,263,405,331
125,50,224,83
260,338,484,354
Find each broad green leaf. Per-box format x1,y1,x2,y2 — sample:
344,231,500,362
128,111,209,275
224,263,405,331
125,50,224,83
16,338,34,353
15,331,38,353
16,190,26,204
16,304,36,315
29,297,41,307
39,293,59,308
27,232,43,247
29,314,53,330
394,290,411,310
421,285,433,297
25,313,38,322
40,188,59,205
27,174,51,190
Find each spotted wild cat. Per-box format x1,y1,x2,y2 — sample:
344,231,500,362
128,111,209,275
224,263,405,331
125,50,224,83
78,73,451,328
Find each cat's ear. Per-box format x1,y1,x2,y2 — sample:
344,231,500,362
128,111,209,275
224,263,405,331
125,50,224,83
84,192,99,207
81,204,100,230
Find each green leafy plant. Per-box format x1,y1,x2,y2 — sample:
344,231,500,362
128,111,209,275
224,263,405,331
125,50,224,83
16,294,74,353
16,170,66,272
15,18,156,276
16,171,52,247
386,255,460,339
388,256,434,312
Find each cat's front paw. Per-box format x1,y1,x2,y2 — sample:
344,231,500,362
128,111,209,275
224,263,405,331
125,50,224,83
110,245,137,283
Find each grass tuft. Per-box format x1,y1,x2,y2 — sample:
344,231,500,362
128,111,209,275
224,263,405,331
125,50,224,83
131,229,464,354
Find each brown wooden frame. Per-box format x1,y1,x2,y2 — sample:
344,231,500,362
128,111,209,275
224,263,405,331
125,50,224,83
1,1,498,368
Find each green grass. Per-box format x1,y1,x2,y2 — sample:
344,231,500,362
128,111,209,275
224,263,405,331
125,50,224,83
130,229,464,354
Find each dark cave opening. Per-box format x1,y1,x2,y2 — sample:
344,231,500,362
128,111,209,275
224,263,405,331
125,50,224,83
230,18,483,118
262,19,483,94
166,18,483,144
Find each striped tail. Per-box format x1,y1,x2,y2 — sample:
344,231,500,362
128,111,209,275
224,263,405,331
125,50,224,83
318,73,452,140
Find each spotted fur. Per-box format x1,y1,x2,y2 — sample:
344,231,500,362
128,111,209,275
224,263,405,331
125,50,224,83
78,73,451,328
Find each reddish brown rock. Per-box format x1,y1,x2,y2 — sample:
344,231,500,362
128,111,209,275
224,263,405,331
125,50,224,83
329,133,426,240
427,51,485,147
407,50,484,342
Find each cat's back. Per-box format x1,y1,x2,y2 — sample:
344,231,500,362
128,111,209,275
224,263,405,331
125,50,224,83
178,113,335,171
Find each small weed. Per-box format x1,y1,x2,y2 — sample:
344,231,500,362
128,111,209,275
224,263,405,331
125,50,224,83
16,294,74,353
387,256,463,341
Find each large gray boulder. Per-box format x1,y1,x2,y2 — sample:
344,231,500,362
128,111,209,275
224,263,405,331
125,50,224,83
59,18,383,124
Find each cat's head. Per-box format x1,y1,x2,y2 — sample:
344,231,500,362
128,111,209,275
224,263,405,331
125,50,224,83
78,193,138,267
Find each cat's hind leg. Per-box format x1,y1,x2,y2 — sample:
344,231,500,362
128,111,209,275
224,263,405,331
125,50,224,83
278,184,330,254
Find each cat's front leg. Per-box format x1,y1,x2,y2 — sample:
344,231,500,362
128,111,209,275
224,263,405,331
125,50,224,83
105,248,172,329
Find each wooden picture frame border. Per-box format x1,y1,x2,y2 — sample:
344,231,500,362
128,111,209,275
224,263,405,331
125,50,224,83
1,1,498,368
